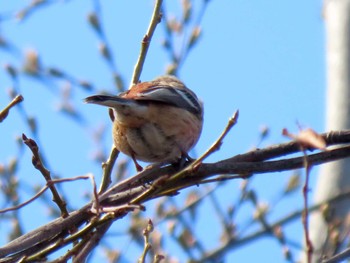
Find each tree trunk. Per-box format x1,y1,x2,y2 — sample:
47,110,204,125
307,0,350,261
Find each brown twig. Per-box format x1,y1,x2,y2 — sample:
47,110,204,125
301,149,314,263
143,110,239,200
0,175,94,214
0,94,24,122
138,219,154,263
130,0,163,86
0,185,48,214
22,133,69,218
190,110,239,170
99,146,119,194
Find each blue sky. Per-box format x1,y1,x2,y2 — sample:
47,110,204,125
0,0,325,262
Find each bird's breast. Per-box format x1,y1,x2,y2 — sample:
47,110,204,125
112,104,202,163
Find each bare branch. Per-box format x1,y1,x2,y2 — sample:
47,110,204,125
131,0,163,86
22,134,69,218
0,95,24,123
99,146,119,194
301,150,314,263
190,110,239,169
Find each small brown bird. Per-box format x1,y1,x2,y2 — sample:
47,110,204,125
84,75,203,171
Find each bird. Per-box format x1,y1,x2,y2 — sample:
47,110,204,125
84,75,203,171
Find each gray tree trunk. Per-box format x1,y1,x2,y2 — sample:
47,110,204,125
307,0,350,262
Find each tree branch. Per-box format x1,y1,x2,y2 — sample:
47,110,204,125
1,130,350,261
131,0,163,86
0,94,23,122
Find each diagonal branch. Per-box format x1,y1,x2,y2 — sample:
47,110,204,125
0,94,24,122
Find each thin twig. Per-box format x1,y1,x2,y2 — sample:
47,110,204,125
22,133,69,218
0,185,48,214
301,148,314,263
0,175,92,214
129,111,238,204
130,0,163,86
190,110,239,169
129,175,170,205
99,146,119,194
163,111,239,187
138,219,154,263
0,94,24,122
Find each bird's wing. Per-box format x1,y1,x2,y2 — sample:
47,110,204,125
135,86,202,115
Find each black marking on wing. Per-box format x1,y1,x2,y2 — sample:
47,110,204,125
136,86,202,117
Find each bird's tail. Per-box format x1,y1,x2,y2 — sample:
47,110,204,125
84,95,137,108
